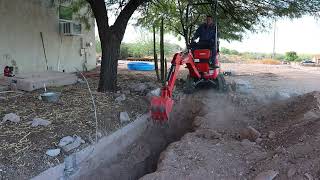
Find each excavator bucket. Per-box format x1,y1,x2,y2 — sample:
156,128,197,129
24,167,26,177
150,96,174,122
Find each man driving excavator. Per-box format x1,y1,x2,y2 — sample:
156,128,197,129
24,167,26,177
192,15,219,68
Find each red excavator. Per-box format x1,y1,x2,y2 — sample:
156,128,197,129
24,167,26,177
151,1,226,121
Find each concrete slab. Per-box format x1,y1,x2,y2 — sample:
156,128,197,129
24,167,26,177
12,72,78,91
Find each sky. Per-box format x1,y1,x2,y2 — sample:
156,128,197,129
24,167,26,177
221,16,320,54
96,16,320,54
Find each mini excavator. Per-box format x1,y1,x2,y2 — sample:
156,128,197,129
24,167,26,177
150,0,227,121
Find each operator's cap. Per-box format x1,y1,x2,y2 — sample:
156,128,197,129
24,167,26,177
206,15,213,18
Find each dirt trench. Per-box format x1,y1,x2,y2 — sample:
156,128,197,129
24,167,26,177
75,93,206,180
73,89,320,180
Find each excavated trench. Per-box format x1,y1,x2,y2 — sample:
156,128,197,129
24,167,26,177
76,94,205,180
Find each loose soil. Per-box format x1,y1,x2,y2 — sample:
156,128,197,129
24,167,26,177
141,64,320,180
141,91,320,180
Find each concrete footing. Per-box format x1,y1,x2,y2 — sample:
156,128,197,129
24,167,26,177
32,114,149,180
13,72,77,91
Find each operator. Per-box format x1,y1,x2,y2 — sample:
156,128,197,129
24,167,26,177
192,15,219,68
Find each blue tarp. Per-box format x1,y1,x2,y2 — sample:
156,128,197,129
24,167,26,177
127,62,155,71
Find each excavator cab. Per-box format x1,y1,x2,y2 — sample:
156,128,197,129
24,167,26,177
189,41,215,75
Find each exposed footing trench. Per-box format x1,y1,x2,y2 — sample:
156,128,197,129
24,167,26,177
33,90,320,179
73,94,204,180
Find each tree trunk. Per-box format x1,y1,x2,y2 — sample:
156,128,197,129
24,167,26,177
98,33,120,92
153,25,160,81
87,0,148,92
183,35,189,47
160,18,165,83
165,58,167,80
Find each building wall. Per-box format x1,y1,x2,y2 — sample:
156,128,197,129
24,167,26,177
313,56,320,64
0,0,96,73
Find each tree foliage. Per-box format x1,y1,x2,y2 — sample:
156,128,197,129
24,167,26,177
58,0,150,91
138,0,320,45
221,47,312,62
86,0,149,91
96,39,181,58
285,51,299,61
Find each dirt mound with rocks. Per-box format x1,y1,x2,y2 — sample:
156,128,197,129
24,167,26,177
250,91,320,179
252,91,320,148
141,91,320,180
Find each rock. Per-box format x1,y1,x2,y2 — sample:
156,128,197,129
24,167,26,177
268,131,276,139
304,173,313,180
248,126,261,138
46,149,61,157
77,78,86,84
233,79,253,94
120,112,130,123
2,113,20,123
196,129,221,140
193,116,205,128
97,132,103,138
145,82,158,90
115,94,126,103
254,170,279,180
241,139,255,146
239,126,261,141
58,136,75,147
62,136,85,152
256,138,263,143
287,167,296,178
147,88,161,97
275,146,286,154
131,83,147,93
29,118,51,127
272,154,279,159
123,90,131,94
304,110,320,120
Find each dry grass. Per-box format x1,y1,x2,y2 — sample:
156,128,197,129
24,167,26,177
220,55,282,65
249,59,281,65
0,69,160,179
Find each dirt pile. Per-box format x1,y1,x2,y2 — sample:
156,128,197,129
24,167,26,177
249,91,320,179
141,91,320,180
252,91,320,148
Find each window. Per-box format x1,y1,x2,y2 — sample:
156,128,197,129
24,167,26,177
59,5,73,20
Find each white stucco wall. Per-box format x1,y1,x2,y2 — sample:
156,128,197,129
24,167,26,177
0,0,96,73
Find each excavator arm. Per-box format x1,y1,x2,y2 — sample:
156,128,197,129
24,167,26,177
150,51,200,121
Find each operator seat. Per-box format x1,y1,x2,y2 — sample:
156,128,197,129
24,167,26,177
190,41,213,62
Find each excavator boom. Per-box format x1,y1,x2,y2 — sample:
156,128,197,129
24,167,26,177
150,51,200,122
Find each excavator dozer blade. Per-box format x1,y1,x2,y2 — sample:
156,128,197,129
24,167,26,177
150,96,174,122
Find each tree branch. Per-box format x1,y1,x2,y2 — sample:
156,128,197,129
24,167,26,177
87,0,109,34
113,0,150,41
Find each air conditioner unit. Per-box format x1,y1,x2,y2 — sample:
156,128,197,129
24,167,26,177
59,20,82,36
